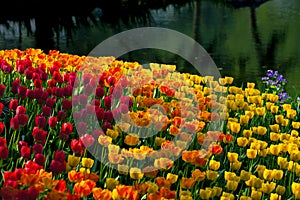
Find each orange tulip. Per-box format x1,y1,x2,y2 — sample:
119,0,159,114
74,180,96,197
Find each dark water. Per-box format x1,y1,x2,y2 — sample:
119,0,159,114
0,0,300,96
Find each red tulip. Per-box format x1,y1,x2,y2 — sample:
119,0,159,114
61,123,73,134
104,110,114,122
0,137,7,147
18,141,28,151
0,102,3,115
102,121,112,133
20,146,31,159
0,146,9,160
0,122,4,134
0,84,6,96
95,87,105,98
25,69,33,79
32,143,43,154
35,114,46,128
52,71,62,82
26,89,36,99
27,186,39,200
16,114,29,127
32,127,48,145
95,107,104,121
62,99,72,111
24,161,43,174
107,76,116,86
90,99,100,106
104,96,111,108
12,78,20,94
54,87,64,98
9,99,18,111
16,106,26,115
10,117,20,130
63,73,70,82
48,116,58,128
1,61,13,73
46,97,56,108
71,139,84,156
40,71,48,82
57,110,66,121
55,180,67,192
48,79,57,87
54,150,65,162
50,160,66,174
34,153,45,166
34,79,43,88
32,72,40,80
17,85,27,98
42,106,52,117
63,85,73,97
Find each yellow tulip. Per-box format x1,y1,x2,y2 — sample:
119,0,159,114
81,158,94,169
269,124,280,133
206,170,218,181
209,160,220,171
270,193,280,200
243,129,253,137
275,185,286,195
270,105,279,113
272,169,283,181
199,189,212,200
263,169,273,181
212,186,222,197
261,182,276,194
230,161,242,171
227,152,239,163
240,170,251,181
251,190,262,200
270,132,280,142
247,149,257,159
106,178,119,190
166,173,178,184
237,137,248,147
226,180,239,191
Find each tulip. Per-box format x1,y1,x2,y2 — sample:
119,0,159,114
20,146,31,159
57,110,66,121
35,114,46,129
16,106,26,115
0,146,9,159
48,116,58,128
9,99,18,111
49,160,66,174
0,84,6,96
32,143,43,154
80,134,95,148
95,87,105,98
10,117,20,130
71,139,84,156
42,106,52,117
61,99,72,111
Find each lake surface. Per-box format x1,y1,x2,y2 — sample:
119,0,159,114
0,0,300,96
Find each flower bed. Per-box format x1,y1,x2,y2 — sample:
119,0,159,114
0,48,299,200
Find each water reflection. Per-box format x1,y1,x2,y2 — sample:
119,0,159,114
0,0,299,96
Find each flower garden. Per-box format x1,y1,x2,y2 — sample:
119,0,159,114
0,48,299,200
